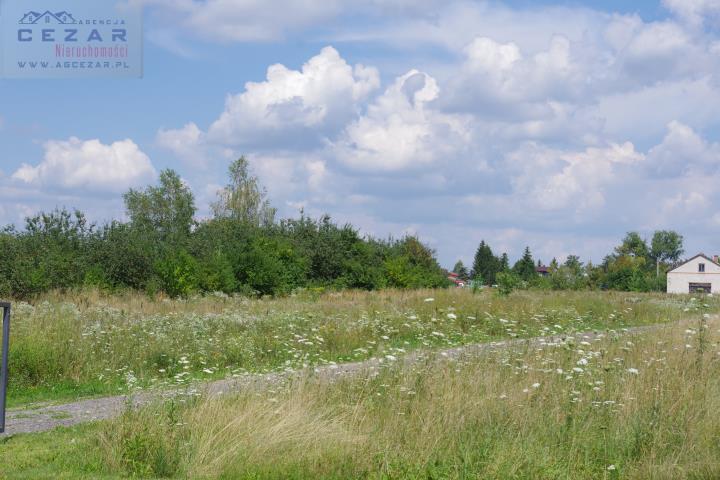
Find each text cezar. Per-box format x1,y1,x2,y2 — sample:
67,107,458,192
17,29,127,42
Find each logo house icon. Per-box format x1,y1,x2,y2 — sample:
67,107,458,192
19,10,76,24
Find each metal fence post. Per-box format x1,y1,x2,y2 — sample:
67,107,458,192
0,302,9,434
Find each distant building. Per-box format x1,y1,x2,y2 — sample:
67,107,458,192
536,265,550,277
447,272,466,288
667,254,720,294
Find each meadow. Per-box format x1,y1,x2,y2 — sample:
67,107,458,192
0,289,717,478
7,288,700,406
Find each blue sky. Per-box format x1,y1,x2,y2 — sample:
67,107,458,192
2,0,720,267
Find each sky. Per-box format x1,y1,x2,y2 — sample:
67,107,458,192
1,0,720,268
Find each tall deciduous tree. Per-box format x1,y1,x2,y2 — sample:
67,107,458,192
123,169,196,247
615,232,649,259
212,156,276,227
650,230,684,276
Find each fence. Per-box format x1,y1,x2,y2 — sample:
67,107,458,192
0,302,9,433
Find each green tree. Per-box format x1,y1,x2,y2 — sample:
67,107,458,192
606,255,650,291
9,209,95,296
452,260,469,281
650,230,684,276
212,156,276,227
472,241,500,285
513,247,537,281
496,271,520,296
549,257,559,273
123,169,196,247
564,255,583,274
615,232,649,260
155,249,200,298
499,253,510,272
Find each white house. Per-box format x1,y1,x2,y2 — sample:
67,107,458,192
667,254,720,294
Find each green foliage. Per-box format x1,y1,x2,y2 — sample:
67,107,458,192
615,231,649,259
651,230,684,276
593,230,684,292
513,246,538,281
92,222,156,291
471,241,501,285
496,271,520,296
198,250,237,293
0,157,688,299
384,237,448,289
234,236,307,295
452,260,469,281
155,250,200,298
123,169,196,247
211,156,276,227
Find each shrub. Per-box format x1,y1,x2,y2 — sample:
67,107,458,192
198,250,237,293
155,250,200,298
496,271,520,296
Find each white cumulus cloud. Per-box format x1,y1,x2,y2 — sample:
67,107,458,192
332,70,470,172
663,0,720,26
12,137,156,193
647,121,720,177
206,47,379,147
508,141,645,212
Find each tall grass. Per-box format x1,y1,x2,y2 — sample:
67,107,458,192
8,289,709,405
97,308,720,479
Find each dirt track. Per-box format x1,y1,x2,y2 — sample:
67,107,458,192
2,322,671,436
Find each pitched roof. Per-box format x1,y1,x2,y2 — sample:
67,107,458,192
668,253,720,273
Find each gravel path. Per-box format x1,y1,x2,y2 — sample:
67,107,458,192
2,322,673,436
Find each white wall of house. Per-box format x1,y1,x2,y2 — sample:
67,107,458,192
667,255,720,294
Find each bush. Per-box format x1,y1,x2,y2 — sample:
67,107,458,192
198,250,237,294
155,250,200,298
496,272,520,296
234,237,307,296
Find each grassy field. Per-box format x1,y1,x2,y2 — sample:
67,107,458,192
1,290,718,478
6,288,704,406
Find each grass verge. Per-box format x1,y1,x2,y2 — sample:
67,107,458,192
3,304,719,478
7,289,714,406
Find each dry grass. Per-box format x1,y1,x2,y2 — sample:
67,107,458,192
97,305,720,479
9,288,696,405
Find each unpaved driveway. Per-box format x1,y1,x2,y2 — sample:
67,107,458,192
2,322,673,436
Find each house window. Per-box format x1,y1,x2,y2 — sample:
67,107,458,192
699,263,706,273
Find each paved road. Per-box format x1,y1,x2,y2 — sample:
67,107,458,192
2,322,673,436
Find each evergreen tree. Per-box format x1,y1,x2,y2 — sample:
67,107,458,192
452,260,469,281
549,257,559,273
564,255,583,274
472,241,500,285
513,246,537,281
500,253,510,272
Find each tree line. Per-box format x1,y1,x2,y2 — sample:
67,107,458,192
452,230,685,293
0,158,449,299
